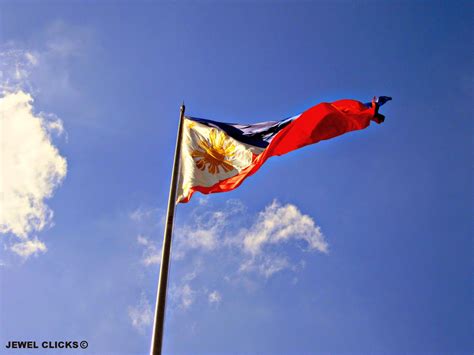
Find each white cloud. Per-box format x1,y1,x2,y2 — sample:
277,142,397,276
25,52,38,66
129,206,165,229
128,294,153,332
130,208,156,223
208,290,222,305
197,196,209,205
240,254,291,278
137,234,149,246
174,199,327,279
129,207,164,266
0,21,97,109
173,199,245,259
182,268,199,283
10,237,47,258
170,283,195,310
172,200,327,271
236,201,327,278
0,50,34,92
143,253,161,266
0,91,67,252
136,235,161,266
0,22,86,260
177,225,219,255
242,200,328,256
132,199,327,311
45,22,89,57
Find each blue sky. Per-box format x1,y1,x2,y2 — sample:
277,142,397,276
0,1,472,354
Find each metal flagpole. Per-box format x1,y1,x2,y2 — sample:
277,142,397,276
150,104,185,355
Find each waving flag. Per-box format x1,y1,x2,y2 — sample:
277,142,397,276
176,96,391,203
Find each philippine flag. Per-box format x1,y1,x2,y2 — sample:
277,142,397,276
176,96,391,203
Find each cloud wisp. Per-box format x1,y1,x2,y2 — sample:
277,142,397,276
173,199,246,260
10,237,48,259
0,20,96,100
208,290,222,305
170,283,196,310
128,294,153,332
129,206,165,266
136,235,161,266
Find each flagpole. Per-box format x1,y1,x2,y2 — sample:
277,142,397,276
150,104,185,355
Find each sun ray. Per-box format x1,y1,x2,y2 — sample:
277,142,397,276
190,128,237,175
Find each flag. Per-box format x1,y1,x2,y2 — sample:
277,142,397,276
176,96,391,203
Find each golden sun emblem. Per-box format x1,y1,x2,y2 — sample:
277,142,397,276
191,128,236,175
